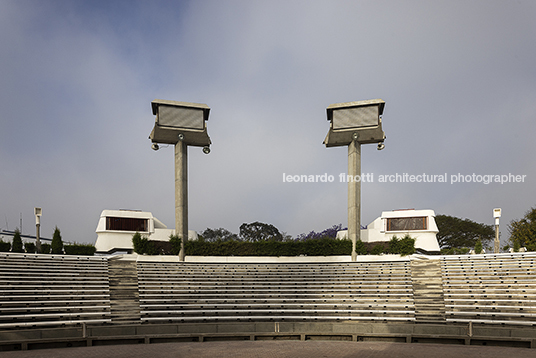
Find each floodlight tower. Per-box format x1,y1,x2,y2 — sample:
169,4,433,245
324,99,386,261
149,100,211,261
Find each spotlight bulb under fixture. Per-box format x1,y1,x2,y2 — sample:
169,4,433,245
151,143,160,151
352,132,359,140
177,133,184,141
377,142,385,150
202,146,211,154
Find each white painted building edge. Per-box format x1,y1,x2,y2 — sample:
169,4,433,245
95,210,197,254
95,208,440,255
336,209,441,253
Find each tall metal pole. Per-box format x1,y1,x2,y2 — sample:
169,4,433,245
175,141,188,261
348,139,361,261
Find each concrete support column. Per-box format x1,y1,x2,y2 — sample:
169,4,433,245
35,223,41,254
494,224,500,254
348,140,361,261
175,141,188,261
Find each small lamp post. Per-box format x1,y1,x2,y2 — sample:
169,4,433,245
34,207,42,253
493,208,501,254
149,100,212,261
324,99,386,261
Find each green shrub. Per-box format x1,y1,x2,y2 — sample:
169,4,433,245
355,239,367,255
41,243,51,254
132,232,156,255
51,227,64,254
385,235,415,256
132,232,144,254
513,240,520,252
24,242,36,253
169,235,182,255
398,234,416,256
474,238,483,254
370,244,385,255
12,230,24,253
64,244,96,255
388,236,400,254
0,240,11,252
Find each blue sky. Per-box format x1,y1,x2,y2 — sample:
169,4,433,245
1,0,535,247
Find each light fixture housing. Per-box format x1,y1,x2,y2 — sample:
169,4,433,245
324,99,386,147
149,99,211,147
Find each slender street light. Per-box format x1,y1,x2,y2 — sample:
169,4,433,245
34,207,42,253
324,99,386,261
494,208,501,254
149,100,212,261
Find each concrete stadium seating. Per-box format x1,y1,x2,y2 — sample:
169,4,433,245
137,261,415,323
441,252,536,326
2,251,536,331
0,253,111,329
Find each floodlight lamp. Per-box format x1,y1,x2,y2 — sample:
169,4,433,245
149,99,212,147
324,99,386,148
377,142,385,150
202,146,211,154
151,143,160,151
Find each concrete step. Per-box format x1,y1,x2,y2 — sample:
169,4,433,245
108,259,141,324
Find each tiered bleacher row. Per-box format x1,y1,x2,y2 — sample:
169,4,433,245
0,253,111,328
441,252,536,326
137,261,415,323
2,252,536,330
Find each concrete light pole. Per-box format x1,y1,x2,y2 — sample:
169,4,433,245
324,100,386,261
175,140,188,261
149,100,211,261
347,139,362,261
494,208,501,254
34,207,42,253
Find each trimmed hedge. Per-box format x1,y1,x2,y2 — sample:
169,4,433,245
40,243,51,254
184,237,352,256
132,232,157,255
64,244,96,256
440,247,470,255
0,240,11,252
133,234,415,257
24,242,36,253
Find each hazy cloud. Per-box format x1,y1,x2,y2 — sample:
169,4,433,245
1,0,535,246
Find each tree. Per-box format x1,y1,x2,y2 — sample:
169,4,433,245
239,222,283,242
12,229,24,253
474,238,483,254
435,214,494,250
508,207,536,251
51,227,64,254
200,228,239,242
296,224,344,241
